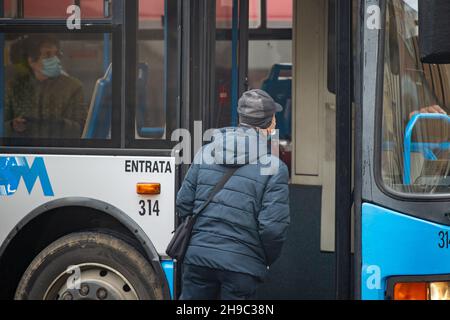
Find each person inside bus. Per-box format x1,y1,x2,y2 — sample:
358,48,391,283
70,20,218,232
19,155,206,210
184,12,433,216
4,34,86,139
176,89,290,300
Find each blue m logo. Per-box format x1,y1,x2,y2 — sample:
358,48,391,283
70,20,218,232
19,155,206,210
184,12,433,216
0,157,54,196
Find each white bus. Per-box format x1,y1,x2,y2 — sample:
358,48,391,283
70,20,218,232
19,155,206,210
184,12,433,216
0,0,179,300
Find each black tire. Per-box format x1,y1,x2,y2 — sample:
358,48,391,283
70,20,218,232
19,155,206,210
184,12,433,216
15,232,164,300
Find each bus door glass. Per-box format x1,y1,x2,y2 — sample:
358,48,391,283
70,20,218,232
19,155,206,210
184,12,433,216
214,0,260,129
247,0,293,173
214,0,293,168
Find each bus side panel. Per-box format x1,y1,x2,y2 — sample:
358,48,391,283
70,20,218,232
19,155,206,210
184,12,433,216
0,154,175,255
361,203,450,300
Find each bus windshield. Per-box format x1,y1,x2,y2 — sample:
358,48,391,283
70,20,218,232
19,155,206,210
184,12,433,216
381,0,450,195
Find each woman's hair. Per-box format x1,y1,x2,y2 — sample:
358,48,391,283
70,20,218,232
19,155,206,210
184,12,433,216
8,34,60,79
10,34,60,65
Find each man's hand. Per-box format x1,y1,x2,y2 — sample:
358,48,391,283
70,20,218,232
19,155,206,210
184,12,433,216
12,116,27,133
409,105,447,119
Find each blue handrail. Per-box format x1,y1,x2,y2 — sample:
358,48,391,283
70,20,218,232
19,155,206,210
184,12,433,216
403,113,450,185
103,0,110,73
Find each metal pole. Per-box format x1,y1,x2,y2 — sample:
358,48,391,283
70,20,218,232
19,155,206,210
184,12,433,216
238,0,249,95
17,0,24,18
335,0,353,300
103,0,111,73
231,0,239,126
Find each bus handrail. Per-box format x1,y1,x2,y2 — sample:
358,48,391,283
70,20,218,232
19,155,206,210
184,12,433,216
403,113,450,185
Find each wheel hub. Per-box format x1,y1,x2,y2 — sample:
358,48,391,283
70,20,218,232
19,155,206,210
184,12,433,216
44,263,138,300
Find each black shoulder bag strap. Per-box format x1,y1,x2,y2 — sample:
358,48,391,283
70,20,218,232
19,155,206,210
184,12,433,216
165,166,239,261
193,166,239,217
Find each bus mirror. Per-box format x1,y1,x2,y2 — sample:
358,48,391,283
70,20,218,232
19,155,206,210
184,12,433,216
419,0,450,64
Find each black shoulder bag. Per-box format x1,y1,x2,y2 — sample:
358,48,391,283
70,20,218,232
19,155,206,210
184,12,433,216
166,167,238,263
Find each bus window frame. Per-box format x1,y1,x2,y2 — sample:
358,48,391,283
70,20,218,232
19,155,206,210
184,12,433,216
373,0,450,202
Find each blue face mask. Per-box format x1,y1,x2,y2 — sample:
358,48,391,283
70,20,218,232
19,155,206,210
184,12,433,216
41,56,62,78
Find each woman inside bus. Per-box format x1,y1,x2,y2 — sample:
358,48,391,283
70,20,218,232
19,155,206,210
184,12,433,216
4,34,86,139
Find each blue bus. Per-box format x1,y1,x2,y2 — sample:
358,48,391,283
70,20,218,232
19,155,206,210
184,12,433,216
359,0,450,300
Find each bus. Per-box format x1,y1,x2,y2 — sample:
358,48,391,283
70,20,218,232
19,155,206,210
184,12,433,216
0,0,449,300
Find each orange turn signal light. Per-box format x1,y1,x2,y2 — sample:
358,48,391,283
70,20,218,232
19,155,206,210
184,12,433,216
394,282,428,300
136,183,161,195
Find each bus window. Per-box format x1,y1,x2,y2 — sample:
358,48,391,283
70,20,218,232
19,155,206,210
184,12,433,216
266,0,292,29
248,42,292,91
214,0,265,130
213,0,293,171
3,0,110,19
1,33,112,142
139,0,164,29
215,0,291,29
133,0,178,143
215,39,233,129
214,0,293,139
216,0,261,29
136,0,166,139
381,0,450,194
248,0,292,171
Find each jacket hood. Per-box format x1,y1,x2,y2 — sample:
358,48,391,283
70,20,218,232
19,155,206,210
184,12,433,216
205,127,270,166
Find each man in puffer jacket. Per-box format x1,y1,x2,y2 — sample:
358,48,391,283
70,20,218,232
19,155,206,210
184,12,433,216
177,89,290,300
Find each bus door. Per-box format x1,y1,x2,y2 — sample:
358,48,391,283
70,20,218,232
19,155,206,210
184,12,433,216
208,0,354,299
359,0,450,300
0,0,180,300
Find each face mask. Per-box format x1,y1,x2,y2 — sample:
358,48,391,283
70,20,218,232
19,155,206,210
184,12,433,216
41,56,62,78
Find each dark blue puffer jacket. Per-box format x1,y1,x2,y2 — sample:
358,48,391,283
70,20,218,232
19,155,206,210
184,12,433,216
176,127,290,280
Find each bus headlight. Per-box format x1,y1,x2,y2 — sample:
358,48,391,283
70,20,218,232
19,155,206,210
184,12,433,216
429,282,450,300
389,277,450,300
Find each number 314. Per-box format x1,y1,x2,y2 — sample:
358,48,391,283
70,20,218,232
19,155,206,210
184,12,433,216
139,200,160,216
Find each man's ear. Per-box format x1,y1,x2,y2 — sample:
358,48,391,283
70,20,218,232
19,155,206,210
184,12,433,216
269,116,276,131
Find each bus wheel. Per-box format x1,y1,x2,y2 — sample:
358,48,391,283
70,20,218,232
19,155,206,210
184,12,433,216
14,232,164,300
